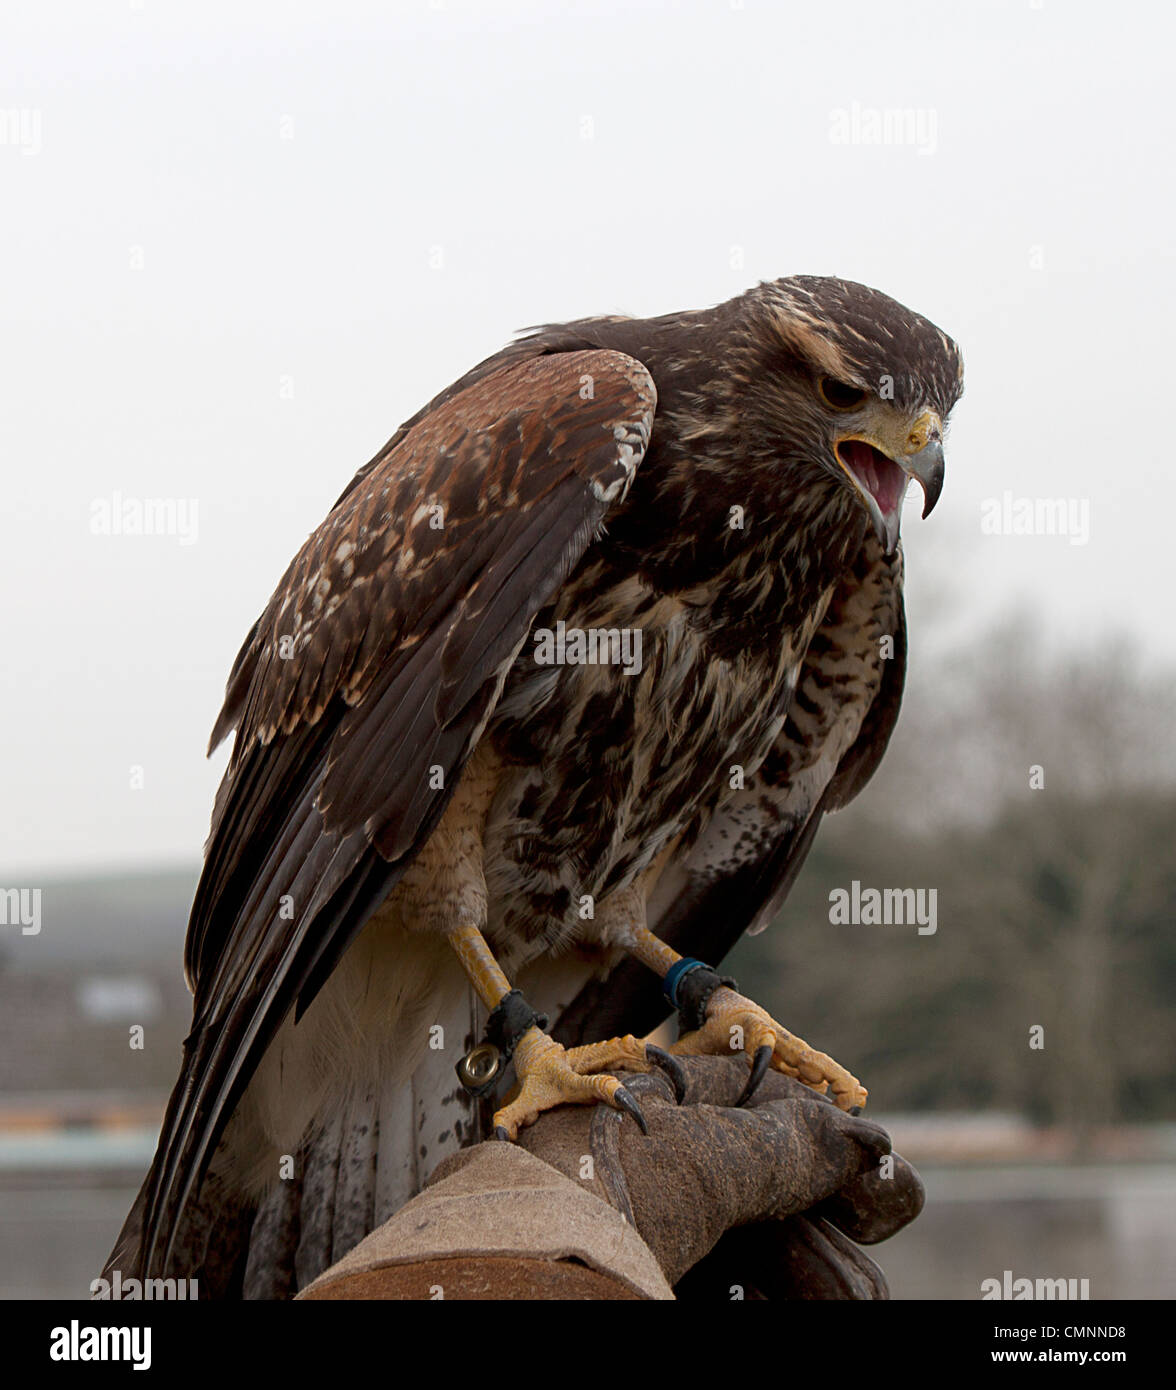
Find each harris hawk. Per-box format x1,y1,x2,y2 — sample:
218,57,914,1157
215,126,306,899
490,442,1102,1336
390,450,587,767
105,275,962,1295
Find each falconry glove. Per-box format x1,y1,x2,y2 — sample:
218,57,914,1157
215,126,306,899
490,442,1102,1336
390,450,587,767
299,1055,923,1300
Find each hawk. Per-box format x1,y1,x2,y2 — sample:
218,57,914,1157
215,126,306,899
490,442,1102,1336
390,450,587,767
106,275,962,1296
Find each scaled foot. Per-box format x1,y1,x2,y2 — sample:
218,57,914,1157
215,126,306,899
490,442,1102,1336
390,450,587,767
491,1029,684,1140
671,985,867,1112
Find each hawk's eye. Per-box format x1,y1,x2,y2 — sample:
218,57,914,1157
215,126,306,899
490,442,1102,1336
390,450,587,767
819,377,867,411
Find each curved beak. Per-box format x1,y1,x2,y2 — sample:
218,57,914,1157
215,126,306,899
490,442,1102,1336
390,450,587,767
907,437,945,519
833,407,945,554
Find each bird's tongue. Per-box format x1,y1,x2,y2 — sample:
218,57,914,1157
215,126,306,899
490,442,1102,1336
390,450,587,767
838,440,908,518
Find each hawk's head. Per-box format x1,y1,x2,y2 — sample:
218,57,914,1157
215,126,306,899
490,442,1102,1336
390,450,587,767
734,275,964,553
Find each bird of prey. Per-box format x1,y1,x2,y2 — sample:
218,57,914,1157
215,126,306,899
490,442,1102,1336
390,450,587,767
105,275,962,1297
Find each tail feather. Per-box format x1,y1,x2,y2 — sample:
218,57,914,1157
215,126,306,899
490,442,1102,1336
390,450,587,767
243,1164,301,1299
101,930,485,1298
294,1103,345,1289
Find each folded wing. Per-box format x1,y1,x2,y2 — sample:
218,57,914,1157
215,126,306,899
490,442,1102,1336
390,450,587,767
135,348,657,1274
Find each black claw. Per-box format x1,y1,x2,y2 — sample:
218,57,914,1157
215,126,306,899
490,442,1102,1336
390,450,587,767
612,1085,649,1135
736,1044,774,1107
644,1045,687,1103
493,1124,512,1142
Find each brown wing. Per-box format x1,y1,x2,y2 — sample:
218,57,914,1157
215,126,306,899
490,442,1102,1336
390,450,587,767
140,348,656,1273
554,537,906,1046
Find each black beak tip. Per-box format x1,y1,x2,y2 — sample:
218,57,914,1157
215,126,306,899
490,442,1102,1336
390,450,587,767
904,437,945,522
917,459,945,519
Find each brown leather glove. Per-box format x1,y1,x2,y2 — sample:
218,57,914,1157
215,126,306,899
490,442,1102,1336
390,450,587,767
299,1055,923,1300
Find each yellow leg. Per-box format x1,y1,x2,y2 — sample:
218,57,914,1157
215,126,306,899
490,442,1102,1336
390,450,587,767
445,921,513,1009
444,922,663,1140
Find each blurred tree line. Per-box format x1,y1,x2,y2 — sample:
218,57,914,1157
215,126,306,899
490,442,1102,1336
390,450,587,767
728,617,1176,1132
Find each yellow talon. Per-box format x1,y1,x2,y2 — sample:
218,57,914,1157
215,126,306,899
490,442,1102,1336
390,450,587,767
491,1028,653,1140
670,986,867,1111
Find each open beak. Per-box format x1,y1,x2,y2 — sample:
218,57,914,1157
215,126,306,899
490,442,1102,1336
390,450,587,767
834,409,945,554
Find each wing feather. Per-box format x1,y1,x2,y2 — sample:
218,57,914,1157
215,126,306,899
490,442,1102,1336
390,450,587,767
138,348,656,1273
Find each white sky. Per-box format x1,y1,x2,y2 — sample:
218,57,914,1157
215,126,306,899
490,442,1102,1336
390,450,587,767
1,0,1173,878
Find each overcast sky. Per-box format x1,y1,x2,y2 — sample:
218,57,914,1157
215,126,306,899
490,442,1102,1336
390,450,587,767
2,0,1172,878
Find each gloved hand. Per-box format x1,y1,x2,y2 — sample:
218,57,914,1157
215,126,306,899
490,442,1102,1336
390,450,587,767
517,1052,923,1298
298,1054,923,1300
